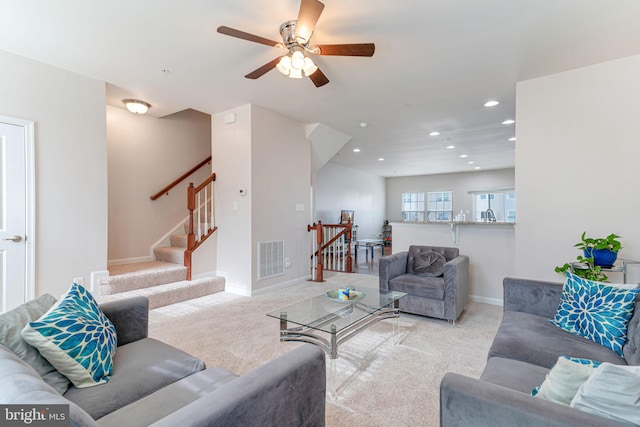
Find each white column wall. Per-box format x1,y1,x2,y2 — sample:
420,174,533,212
211,105,253,295
0,50,107,298
251,105,311,292
515,54,640,283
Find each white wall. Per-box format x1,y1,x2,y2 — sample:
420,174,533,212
515,54,640,283
386,169,515,222
314,162,386,239
107,106,212,262
212,105,253,294
212,104,311,294
252,105,311,292
0,50,107,297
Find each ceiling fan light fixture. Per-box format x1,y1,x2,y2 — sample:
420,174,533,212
291,50,306,70
302,57,318,76
289,67,303,79
123,99,151,115
276,55,292,75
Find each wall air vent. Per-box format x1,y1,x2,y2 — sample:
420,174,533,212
258,240,285,280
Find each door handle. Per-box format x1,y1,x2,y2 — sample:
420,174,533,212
2,235,23,243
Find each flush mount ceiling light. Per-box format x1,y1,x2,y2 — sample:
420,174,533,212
123,99,151,115
502,119,515,125
484,100,499,107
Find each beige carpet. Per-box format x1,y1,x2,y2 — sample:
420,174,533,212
148,272,503,427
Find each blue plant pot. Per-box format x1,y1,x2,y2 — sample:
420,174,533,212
583,248,618,267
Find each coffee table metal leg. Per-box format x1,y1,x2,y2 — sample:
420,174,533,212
330,325,338,359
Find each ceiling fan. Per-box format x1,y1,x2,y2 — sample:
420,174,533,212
217,0,375,87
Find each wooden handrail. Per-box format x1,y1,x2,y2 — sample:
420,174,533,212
150,155,212,201
184,172,217,280
308,221,352,282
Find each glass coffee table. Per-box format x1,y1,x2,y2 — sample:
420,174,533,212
267,286,407,359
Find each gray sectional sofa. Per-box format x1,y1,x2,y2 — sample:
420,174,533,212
1,295,326,427
440,277,638,427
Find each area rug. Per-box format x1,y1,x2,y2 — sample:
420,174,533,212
148,272,503,427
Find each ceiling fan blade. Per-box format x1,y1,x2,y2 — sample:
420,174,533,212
245,57,281,79
217,26,280,47
309,68,329,87
294,0,325,44
315,43,375,57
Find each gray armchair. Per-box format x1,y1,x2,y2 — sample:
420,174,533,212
379,245,469,322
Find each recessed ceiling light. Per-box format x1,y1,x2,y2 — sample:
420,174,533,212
508,137,516,141
377,157,384,161
484,100,499,107
446,145,455,149
359,122,368,128
467,161,475,164
474,166,481,170
353,148,361,152
429,131,440,136
460,154,468,158
502,119,515,125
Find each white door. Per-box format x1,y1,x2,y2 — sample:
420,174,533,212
0,119,33,312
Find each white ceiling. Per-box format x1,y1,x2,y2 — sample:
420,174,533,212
2,0,640,177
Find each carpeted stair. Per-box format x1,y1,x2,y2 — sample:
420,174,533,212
99,229,224,308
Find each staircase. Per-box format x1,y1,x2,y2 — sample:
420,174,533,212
98,230,225,309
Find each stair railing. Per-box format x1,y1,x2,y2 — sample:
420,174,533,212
150,156,212,201
308,221,352,282
185,172,217,279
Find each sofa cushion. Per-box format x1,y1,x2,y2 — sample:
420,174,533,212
22,283,117,388
64,337,205,420
533,356,601,405
407,245,459,274
412,251,446,277
0,344,98,427
96,367,238,427
389,274,445,299
489,311,625,369
480,357,549,394
0,294,71,394
550,272,639,357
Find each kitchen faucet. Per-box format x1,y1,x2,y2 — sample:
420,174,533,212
485,208,496,222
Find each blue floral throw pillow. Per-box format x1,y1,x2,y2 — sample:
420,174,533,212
551,272,640,357
21,283,117,388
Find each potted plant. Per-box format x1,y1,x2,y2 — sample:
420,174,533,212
555,255,608,282
573,232,622,267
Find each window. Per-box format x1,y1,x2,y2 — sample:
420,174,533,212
427,191,453,221
472,189,516,222
401,192,424,221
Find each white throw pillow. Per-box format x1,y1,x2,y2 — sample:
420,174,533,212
532,356,600,405
570,363,640,425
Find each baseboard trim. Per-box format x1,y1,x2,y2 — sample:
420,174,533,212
251,275,311,297
224,275,312,297
470,294,503,306
107,256,154,267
